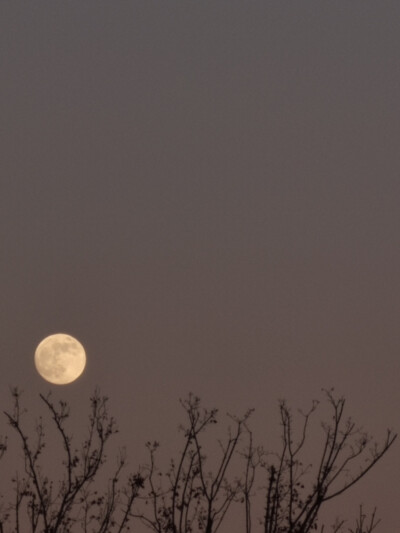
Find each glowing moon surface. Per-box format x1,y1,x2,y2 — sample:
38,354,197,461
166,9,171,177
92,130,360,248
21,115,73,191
34,333,86,385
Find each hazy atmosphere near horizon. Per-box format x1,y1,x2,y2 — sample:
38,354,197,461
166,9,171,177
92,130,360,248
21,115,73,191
1,2,400,530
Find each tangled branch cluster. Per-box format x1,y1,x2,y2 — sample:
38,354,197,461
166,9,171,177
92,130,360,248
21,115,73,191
0,389,396,533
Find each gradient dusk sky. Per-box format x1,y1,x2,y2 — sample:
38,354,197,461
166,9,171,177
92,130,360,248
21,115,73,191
1,2,400,530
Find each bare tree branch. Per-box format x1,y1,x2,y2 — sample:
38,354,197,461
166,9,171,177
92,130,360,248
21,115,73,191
2,389,142,533
262,389,396,533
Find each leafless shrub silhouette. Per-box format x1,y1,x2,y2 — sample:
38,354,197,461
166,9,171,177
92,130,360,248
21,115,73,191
259,389,396,533
133,393,253,533
132,390,395,533
1,389,143,533
0,389,396,533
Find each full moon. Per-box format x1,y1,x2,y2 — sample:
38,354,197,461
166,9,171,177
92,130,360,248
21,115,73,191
34,333,86,385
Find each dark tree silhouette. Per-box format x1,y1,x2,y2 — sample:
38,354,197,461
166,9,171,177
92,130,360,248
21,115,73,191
132,390,396,533
258,390,395,533
132,394,253,533
0,389,396,533
0,389,143,533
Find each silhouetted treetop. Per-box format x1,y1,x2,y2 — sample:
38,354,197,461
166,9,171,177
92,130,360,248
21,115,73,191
0,388,396,533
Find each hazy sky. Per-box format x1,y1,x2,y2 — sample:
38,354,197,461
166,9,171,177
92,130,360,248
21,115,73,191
1,2,400,530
